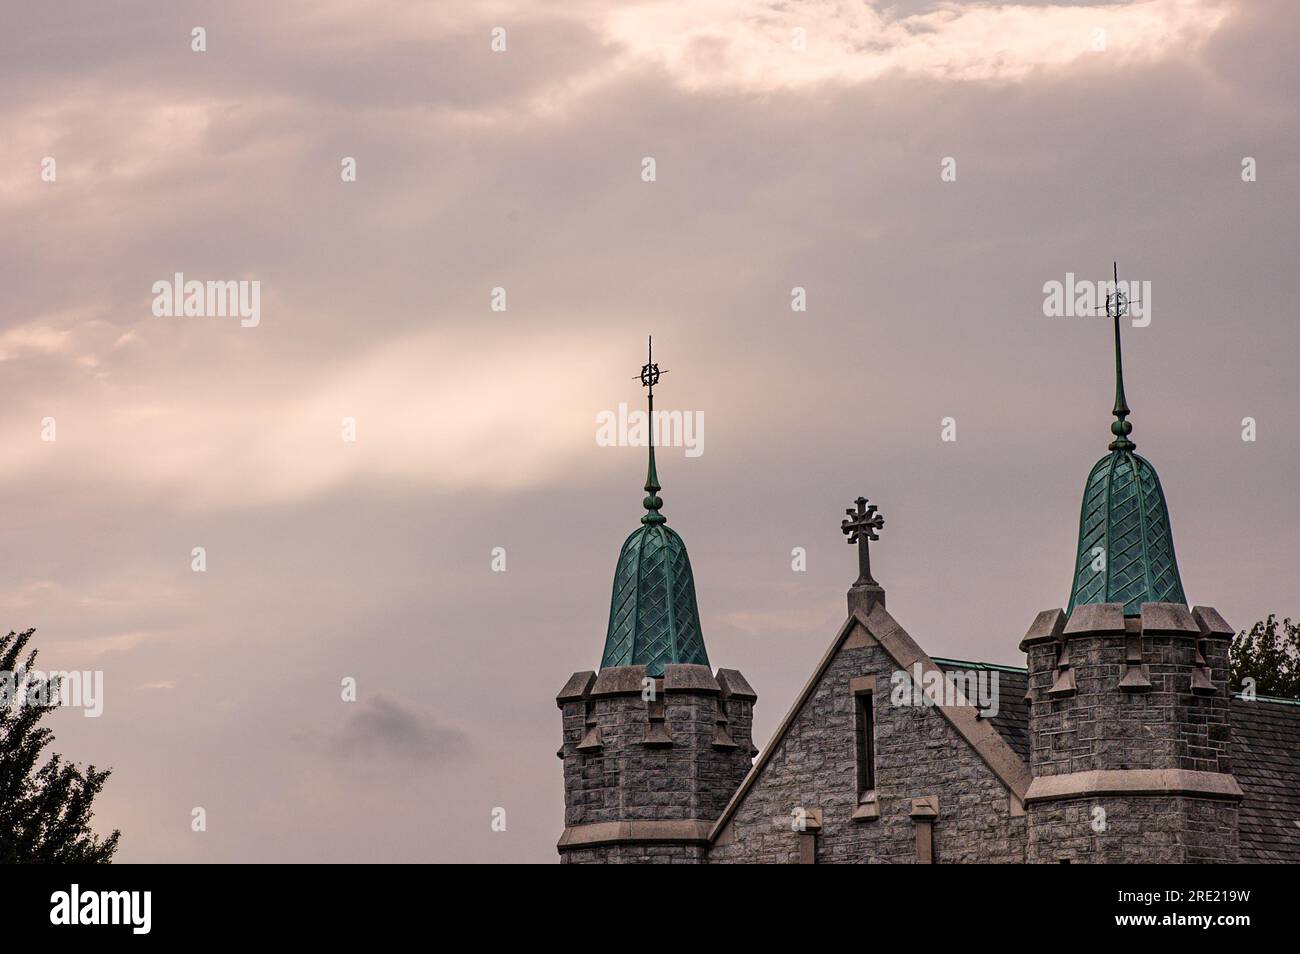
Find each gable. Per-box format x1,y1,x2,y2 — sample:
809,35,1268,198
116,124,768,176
707,604,1030,863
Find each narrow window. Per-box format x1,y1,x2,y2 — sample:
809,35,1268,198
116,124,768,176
854,690,875,798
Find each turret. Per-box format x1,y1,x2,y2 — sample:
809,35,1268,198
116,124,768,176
1021,265,1241,863
556,339,756,863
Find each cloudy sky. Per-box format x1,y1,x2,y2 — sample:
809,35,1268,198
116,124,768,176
1,0,1295,863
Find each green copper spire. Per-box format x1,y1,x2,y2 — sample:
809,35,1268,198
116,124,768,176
1066,263,1187,617
600,338,709,677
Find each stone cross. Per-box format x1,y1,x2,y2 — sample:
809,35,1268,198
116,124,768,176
841,496,884,587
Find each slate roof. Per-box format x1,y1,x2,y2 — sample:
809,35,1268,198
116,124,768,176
934,658,1300,863
1231,696,1300,863
933,660,1030,762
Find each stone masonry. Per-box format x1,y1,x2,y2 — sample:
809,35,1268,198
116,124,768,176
556,663,756,863
556,554,1298,863
708,609,1027,863
557,594,1299,863
1020,602,1241,863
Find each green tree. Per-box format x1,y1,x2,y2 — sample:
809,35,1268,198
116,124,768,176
0,628,119,863
1229,615,1300,699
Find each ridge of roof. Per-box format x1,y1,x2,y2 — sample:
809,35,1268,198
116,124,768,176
932,657,1028,674
1233,691,1300,707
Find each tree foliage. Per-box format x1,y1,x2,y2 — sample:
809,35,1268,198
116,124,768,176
1229,614,1300,699
0,628,119,863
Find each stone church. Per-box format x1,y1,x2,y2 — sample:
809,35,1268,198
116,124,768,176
555,322,1300,864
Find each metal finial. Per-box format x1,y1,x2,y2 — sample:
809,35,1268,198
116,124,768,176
1106,261,1135,452
841,496,884,587
637,336,668,524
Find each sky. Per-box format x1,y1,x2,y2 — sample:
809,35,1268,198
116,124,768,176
0,0,1296,863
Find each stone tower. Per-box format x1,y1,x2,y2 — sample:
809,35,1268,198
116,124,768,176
1020,266,1241,863
556,342,756,863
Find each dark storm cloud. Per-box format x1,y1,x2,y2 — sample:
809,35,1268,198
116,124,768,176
321,693,470,762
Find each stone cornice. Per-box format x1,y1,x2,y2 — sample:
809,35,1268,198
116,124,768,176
662,663,720,695
557,820,713,849
1019,608,1066,652
1025,769,1244,804
590,665,649,697
1192,605,1235,638
555,670,596,706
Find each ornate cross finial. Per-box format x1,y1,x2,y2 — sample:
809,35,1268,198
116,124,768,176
636,336,668,525
841,496,884,587
637,334,666,397
1103,261,1135,321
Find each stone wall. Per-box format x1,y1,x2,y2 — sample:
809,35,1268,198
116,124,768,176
555,600,1246,864
1022,603,1240,864
707,624,1026,864
1027,794,1240,864
1026,616,1233,777
556,664,755,863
